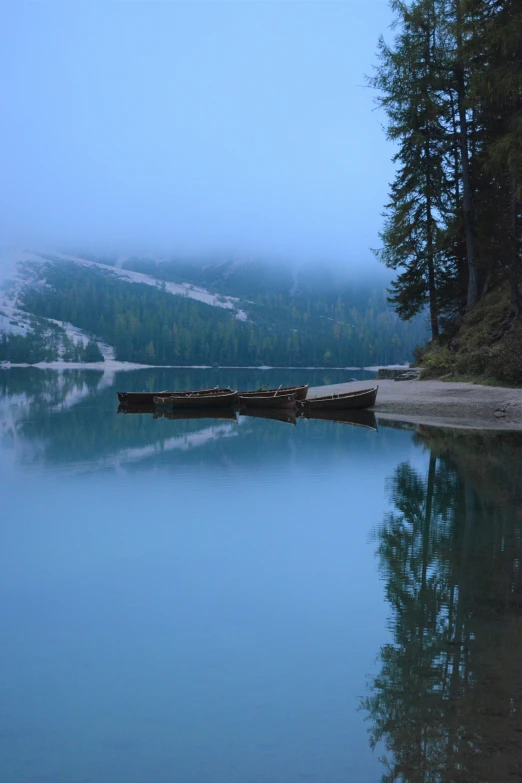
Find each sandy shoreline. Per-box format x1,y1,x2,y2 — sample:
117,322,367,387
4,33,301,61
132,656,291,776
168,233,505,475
2,362,520,430
308,379,522,431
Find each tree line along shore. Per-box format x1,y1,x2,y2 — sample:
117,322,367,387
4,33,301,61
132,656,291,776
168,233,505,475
371,0,521,385
0,258,424,368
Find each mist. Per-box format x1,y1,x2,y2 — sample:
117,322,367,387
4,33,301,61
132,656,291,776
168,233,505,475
1,1,394,271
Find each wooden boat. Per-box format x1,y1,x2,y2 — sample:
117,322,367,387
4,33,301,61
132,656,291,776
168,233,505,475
153,387,234,407
296,386,378,411
153,389,239,408
238,391,296,409
297,408,378,431
238,384,309,401
117,386,224,405
238,407,297,425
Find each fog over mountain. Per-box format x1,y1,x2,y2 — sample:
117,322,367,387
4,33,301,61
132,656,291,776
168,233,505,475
1,1,393,271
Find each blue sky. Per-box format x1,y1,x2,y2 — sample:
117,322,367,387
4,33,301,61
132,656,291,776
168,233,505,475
0,1,394,267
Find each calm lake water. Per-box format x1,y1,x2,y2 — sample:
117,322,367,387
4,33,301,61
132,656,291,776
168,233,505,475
1,368,522,783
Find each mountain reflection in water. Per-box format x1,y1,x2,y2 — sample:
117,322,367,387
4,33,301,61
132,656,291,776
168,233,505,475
1,368,521,783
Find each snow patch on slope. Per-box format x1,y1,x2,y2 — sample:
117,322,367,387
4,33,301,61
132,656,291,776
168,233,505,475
44,251,249,321
45,316,115,361
0,247,251,367
0,302,33,337
0,262,114,363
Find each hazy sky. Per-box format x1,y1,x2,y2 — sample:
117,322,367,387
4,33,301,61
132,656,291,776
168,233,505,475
1,1,394,266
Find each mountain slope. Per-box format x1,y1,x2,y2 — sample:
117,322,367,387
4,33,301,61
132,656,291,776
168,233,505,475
0,262,106,365
39,252,249,320
1,250,427,366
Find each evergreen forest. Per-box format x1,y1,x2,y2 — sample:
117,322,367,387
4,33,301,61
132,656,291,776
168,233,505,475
0,317,103,365
16,259,426,366
371,0,522,380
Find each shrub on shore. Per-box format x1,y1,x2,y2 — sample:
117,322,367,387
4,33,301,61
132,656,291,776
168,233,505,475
417,285,522,386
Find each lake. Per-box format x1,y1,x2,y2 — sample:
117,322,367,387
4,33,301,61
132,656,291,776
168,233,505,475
1,368,522,783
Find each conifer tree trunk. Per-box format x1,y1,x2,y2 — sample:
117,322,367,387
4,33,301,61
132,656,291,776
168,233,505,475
449,92,468,311
454,0,479,309
425,9,440,339
508,171,522,318
426,170,440,339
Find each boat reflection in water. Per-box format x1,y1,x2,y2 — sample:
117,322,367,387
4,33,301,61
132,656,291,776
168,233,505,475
118,403,157,415
118,403,377,430
297,407,378,431
238,406,298,426
118,404,238,422
157,408,238,423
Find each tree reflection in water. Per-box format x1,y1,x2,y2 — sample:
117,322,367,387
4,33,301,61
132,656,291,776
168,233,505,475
363,429,522,783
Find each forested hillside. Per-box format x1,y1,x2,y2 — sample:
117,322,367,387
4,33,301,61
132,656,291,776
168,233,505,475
372,0,522,383
0,327,103,365
0,304,104,365
11,256,426,366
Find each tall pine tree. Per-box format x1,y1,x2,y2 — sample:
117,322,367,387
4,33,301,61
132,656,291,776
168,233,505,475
370,0,453,338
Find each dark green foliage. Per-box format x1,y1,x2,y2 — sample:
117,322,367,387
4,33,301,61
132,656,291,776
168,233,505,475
372,0,522,342
82,339,104,362
19,260,426,366
420,281,522,383
0,330,58,364
60,334,104,363
370,0,451,338
483,330,522,385
0,315,104,365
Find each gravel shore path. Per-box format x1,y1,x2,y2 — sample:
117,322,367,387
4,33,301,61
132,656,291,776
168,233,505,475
308,379,522,431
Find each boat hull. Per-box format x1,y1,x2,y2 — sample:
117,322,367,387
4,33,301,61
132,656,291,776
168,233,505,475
296,386,378,411
117,386,225,405
154,391,239,408
238,384,308,401
238,392,296,408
